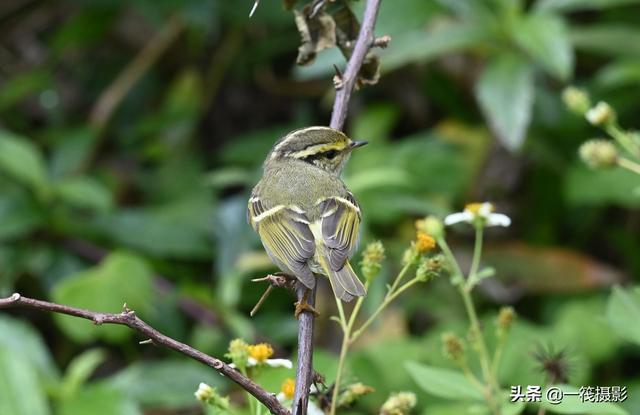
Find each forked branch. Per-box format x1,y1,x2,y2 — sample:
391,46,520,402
0,293,290,415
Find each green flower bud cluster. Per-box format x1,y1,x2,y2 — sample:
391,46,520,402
579,139,618,169
194,382,230,410
415,254,447,282
380,392,417,415
360,241,385,281
441,332,465,363
562,87,591,116
225,338,249,370
415,216,444,239
586,101,616,127
496,306,516,336
337,382,375,408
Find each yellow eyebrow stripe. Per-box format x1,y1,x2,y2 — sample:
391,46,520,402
289,142,346,159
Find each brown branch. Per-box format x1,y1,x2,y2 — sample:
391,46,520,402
293,1,383,414
329,0,382,132
292,285,317,415
0,293,290,415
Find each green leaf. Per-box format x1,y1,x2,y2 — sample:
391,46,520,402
49,127,99,178
405,361,484,401
0,190,43,240
57,385,141,415
565,165,640,207
94,196,213,259
0,316,58,382
513,13,573,80
0,130,49,196
52,252,154,343
0,70,51,112
536,0,640,12
596,59,640,88
553,297,621,363
606,285,640,345
0,346,50,415
60,349,107,400
351,103,400,143
539,385,628,414
380,21,492,72
475,55,534,151
108,359,225,409
55,176,113,212
571,25,640,58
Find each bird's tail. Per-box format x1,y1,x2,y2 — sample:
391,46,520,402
327,261,366,302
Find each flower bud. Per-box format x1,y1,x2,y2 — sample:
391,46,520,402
579,139,618,169
415,254,447,282
194,382,230,410
360,241,385,281
415,216,444,239
195,382,215,402
586,101,616,126
225,338,249,369
441,332,464,362
497,306,516,336
337,382,375,408
380,392,417,415
401,247,419,267
415,231,436,255
562,86,591,115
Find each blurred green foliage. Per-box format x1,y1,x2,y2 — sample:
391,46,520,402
1,0,640,414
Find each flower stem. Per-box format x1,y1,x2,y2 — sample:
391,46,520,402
440,233,501,415
618,157,640,175
466,227,484,289
329,261,416,415
607,124,640,159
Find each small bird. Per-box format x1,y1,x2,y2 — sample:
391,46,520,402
247,126,368,315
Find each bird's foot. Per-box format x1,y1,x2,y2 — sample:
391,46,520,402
294,300,319,318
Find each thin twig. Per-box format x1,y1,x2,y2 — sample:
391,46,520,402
89,14,183,131
0,293,290,415
329,0,382,131
292,1,383,414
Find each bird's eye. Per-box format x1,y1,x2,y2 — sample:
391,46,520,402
325,150,338,159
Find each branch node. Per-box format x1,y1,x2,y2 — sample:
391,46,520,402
139,339,154,345
372,35,391,48
333,64,344,90
252,273,296,290
9,293,21,302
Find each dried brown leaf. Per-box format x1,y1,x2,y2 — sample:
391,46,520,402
294,9,337,66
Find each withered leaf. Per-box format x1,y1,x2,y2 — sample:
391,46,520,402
356,53,380,88
294,8,337,66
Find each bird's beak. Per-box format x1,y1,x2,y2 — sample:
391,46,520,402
350,140,369,149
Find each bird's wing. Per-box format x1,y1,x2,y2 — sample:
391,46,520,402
247,195,316,288
317,192,361,271
317,193,366,299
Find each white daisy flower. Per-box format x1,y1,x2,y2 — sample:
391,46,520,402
444,202,511,228
277,379,323,415
228,342,293,369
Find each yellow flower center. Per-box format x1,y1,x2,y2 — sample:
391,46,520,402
281,378,295,400
247,343,274,363
415,231,436,254
464,202,492,215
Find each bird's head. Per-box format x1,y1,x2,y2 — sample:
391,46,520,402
266,126,368,175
